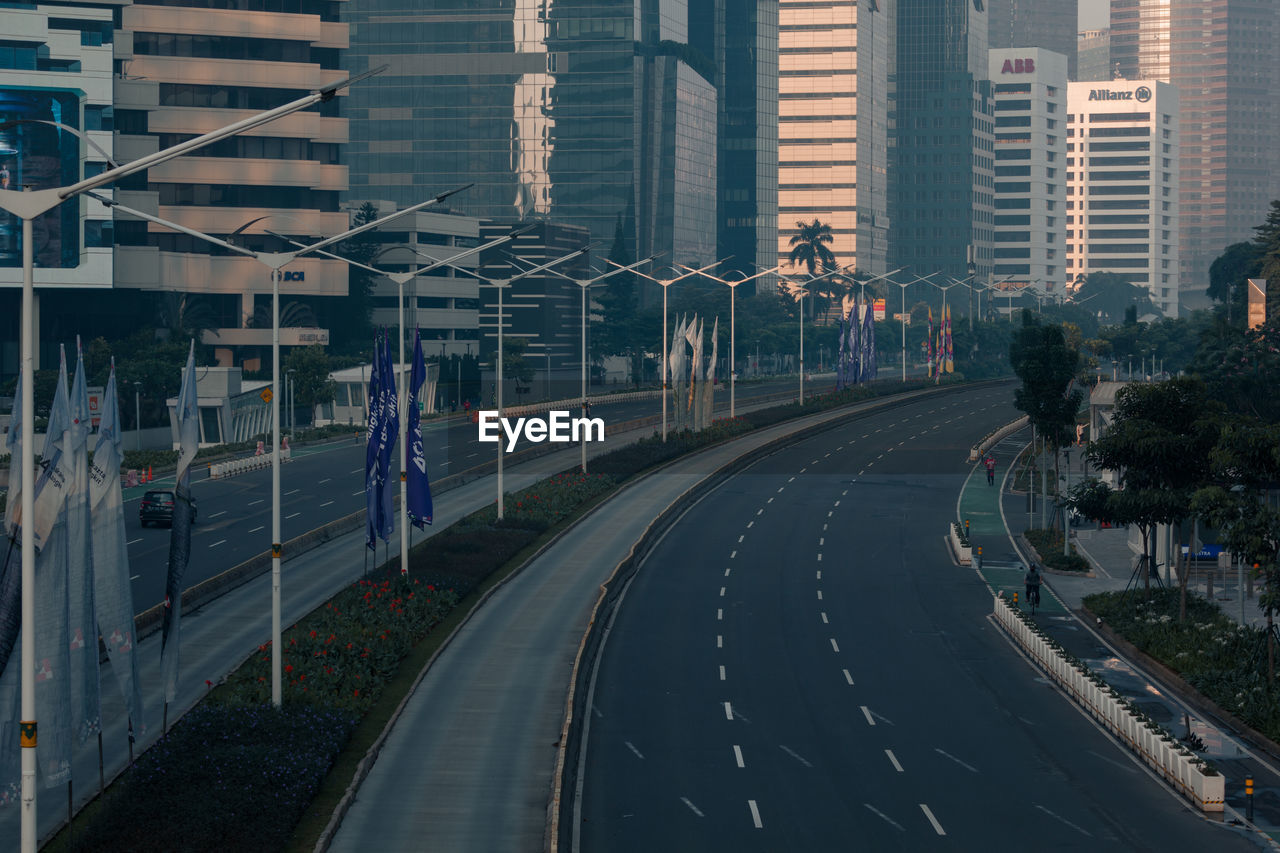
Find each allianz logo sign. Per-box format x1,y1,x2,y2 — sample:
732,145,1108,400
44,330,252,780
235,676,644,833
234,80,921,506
477,410,604,452
1088,86,1152,103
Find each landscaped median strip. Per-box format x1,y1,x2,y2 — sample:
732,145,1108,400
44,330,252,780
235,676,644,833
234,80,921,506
991,592,1226,813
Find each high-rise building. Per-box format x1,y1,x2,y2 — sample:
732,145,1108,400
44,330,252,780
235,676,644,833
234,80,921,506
777,0,892,279
120,0,353,361
1110,0,1280,305
1067,79,1180,318
1076,28,1111,82
343,0,717,278
892,0,994,288
989,48,1068,301
987,0,1078,81
690,0,779,291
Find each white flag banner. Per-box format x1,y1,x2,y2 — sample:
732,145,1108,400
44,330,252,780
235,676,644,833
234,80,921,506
67,340,100,743
90,364,144,733
160,341,199,704
3,371,22,539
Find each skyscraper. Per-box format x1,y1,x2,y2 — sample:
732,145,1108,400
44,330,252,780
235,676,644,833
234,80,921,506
777,0,892,279
892,0,994,288
987,0,1079,80
343,0,717,271
1110,0,1280,304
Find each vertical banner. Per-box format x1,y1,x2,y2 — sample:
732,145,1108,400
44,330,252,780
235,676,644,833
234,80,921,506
926,307,934,378
90,363,144,733
0,372,24,674
67,339,100,743
863,298,877,381
944,304,954,373
160,341,199,705
364,334,383,551
406,330,433,528
376,336,398,543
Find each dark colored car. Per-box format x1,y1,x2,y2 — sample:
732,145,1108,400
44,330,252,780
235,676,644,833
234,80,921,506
139,490,197,527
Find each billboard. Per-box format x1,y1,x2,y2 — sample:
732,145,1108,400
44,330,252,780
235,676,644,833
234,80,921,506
0,87,83,269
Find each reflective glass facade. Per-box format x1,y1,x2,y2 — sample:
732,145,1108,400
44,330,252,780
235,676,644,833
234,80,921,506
987,0,1078,80
892,0,995,284
344,0,716,268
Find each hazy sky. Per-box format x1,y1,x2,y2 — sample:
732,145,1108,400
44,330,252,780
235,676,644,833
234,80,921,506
1079,0,1108,30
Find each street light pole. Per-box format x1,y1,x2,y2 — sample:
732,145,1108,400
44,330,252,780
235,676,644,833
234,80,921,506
682,264,780,418
887,273,939,382
134,382,142,451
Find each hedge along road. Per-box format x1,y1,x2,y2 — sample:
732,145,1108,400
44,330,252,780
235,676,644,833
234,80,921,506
322,382,1014,853
576,392,1256,850
117,377,810,613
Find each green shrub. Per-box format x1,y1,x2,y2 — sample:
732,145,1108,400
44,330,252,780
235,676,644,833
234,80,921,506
1025,527,1089,572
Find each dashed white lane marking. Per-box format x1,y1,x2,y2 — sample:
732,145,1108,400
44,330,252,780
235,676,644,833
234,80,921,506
720,665,726,681
127,538,142,546
886,447,894,454
920,804,946,835
724,702,734,720
209,510,226,519
249,526,264,534
756,509,763,516
817,553,823,562
833,500,840,507
858,470,865,476
843,669,854,685
717,608,723,620
876,454,883,460
819,537,824,546
720,587,726,597
724,568,731,577
885,749,904,772
717,635,723,648
811,459,819,465
248,499,264,506
681,797,704,817
816,570,821,579
800,467,807,473
788,476,795,483
737,535,744,543
817,590,823,600
209,539,226,548
747,521,754,528
822,523,828,531
625,741,644,759
821,612,829,624
841,490,848,496
284,488,300,496
897,441,905,446
862,434,869,438
824,452,831,458
318,478,331,484
320,500,334,507
349,468,363,475
863,803,904,832
130,575,140,581
734,745,745,768
867,461,875,467
767,497,774,504
748,800,763,829
934,748,978,774
827,510,833,517
1035,805,1092,837
777,487,785,493
779,745,813,767
730,550,737,558
286,512,301,519
351,490,364,497
829,638,840,652
860,706,876,726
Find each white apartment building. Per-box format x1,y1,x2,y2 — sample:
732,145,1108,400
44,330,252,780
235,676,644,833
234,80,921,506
1067,80,1180,318
989,48,1068,303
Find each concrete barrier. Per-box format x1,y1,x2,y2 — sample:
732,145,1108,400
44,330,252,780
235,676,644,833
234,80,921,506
991,593,1224,812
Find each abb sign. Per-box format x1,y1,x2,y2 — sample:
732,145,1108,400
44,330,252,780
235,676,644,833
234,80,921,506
1000,58,1035,74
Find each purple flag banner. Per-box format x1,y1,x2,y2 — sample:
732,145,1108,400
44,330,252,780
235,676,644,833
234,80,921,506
365,335,383,551
376,336,398,543
406,330,433,528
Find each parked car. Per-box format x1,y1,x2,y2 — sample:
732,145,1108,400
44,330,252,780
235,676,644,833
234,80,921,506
139,490,198,527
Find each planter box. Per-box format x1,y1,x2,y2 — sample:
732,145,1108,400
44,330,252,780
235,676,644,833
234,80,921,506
949,525,973,565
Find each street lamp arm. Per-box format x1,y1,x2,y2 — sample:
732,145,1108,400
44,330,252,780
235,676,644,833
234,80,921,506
88,191,260,258
292,184,472,259
506,243,598,286
265,232,385,275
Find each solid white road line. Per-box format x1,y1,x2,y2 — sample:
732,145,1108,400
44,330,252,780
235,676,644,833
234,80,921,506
734,745,745,768
779,745,813,767
920,804,946,835
934,748,979,774
829,638,840,652
747,800,763,828
885,749,903,772
863,804,904,832
681,797,704,818
861,706,875,726
843,669,854,685
625,741,644,759
1035,804,1092,837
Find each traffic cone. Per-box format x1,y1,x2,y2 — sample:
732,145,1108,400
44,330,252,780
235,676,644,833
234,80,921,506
147,465,153,483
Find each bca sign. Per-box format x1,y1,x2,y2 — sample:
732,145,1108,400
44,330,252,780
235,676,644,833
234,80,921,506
1001,58,1035,74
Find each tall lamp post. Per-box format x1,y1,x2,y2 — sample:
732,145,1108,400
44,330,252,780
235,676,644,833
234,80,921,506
536,256,653,471
0,65,390,850
886,273,940,381
779,265,854,403
682,264,781,418
622,260,725,440
133,381,142,451
91,186,466,706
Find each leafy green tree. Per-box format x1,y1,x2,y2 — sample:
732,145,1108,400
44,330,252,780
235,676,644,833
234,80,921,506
1072,272,1156,324
1253,199,1280,320
498,336,536,386
594,215,644,384
283,344,337,425
1207,241,1262,323
1192,419,1280,679
323,202,379,354
1189,313,1280,423
1072,379,1222,607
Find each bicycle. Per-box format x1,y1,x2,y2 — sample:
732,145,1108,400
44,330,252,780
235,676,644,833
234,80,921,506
1026,585,1040,614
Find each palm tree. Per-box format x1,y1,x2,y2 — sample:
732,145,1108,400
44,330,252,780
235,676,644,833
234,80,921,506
788,219,838,320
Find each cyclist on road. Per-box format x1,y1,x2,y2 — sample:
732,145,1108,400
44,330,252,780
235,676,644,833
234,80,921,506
1024,563,1042,612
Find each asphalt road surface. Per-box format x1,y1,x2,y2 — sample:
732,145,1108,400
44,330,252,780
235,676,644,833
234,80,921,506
579,387,1257,851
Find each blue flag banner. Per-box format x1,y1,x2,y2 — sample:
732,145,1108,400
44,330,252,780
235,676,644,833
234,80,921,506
862,298,877,382
406,330,433,528
67,339,101,743
364,335,383,551
377,335,399,543
160,341,199,705
90,363,145,733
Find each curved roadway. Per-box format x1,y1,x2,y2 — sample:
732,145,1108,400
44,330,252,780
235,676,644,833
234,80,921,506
578,390,1255,850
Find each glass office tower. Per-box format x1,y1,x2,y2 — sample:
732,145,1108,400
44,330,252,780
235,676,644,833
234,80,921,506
987,0,1078,81
343,0,717,269
892,0,995,289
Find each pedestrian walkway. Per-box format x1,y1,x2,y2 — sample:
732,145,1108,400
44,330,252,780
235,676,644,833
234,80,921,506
958,425,1280,847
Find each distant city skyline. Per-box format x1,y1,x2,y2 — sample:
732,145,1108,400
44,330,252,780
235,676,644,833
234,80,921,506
1080,0,1108,29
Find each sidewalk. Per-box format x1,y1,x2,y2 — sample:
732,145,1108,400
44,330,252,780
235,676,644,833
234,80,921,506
959,425,1280,847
